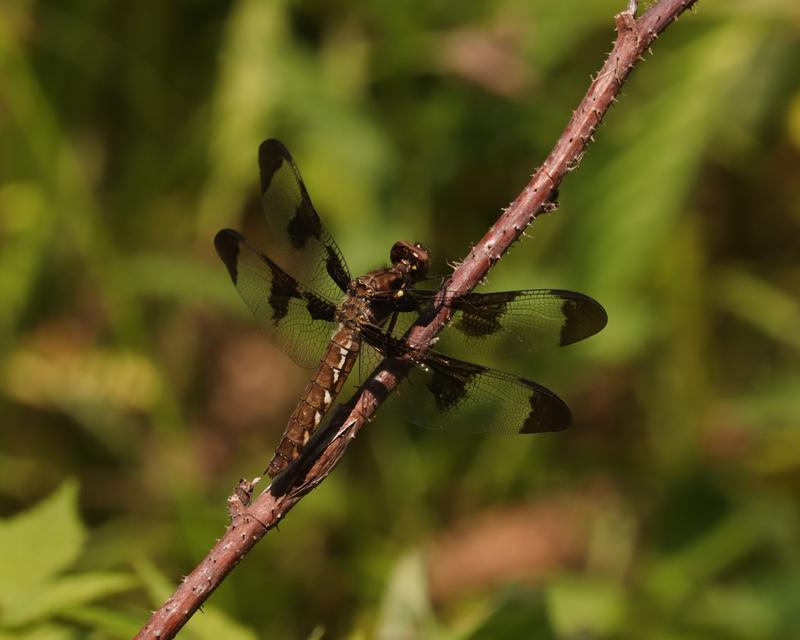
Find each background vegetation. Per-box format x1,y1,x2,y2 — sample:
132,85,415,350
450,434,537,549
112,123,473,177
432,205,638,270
2,0,799,638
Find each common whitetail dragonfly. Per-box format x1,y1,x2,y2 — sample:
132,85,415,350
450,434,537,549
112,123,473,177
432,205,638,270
215,139,607,477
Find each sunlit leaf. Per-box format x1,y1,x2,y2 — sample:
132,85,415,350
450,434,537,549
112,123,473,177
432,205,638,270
0,624,74,640
60,605,143,638
375,550,437,640
457,588,552,640
0,481,85,612
3,573,136,627
546,577,626,637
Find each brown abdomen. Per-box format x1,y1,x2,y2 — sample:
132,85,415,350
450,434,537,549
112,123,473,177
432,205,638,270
267,324,361,477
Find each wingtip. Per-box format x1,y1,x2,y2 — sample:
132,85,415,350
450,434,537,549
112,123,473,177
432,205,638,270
550,289,609,346
258,139,291,193
597,302,609,331
214,227,242,240
259,138,289,158
549,395,572,433
213,228,243,283
557,400,572,431
520,382,572,434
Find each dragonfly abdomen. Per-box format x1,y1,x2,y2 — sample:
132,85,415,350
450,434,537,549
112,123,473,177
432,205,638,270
267,325,361,477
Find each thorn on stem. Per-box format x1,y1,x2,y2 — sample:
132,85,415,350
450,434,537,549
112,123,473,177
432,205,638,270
541,200,559,213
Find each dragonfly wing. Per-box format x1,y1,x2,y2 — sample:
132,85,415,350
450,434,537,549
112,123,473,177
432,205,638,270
215,228,339,368
257,139,351,301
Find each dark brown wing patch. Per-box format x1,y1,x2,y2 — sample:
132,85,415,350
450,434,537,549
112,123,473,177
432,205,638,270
452,291,517,339
214,228,338,368
258,139,351,297
420,350,571,434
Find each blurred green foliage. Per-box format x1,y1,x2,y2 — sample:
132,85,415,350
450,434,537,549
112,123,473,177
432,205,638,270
2,0,800,638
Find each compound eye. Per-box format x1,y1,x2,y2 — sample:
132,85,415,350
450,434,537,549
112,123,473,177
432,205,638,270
390,242,408,265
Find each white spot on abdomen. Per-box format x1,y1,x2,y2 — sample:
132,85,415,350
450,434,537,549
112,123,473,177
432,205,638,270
335,349,347,370
331,324,351,371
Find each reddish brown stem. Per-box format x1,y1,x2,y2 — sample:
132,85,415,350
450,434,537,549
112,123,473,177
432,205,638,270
134,1,699,637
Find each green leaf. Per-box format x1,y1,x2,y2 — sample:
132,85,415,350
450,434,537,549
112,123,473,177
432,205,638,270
645,509,767,608
0,624,75,640
375,550,437,640
546,577,626,637
60,605,143,638
684,585,779,639
0,481,85,610
716,267,800,353
3,573,136,627
458,588,552,640
305,627,326,640
197,0,289,235
183,611,260,640
131,557,175,606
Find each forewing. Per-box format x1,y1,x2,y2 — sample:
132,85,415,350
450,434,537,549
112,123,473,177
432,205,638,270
258,139,351,300
389,288,607,356
360,326,570,434
215,229,339,368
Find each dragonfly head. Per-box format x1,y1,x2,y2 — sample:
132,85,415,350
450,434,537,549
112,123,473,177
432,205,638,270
390,241,430,281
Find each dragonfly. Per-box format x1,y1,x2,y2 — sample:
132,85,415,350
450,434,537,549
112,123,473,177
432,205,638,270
215,139,607,477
